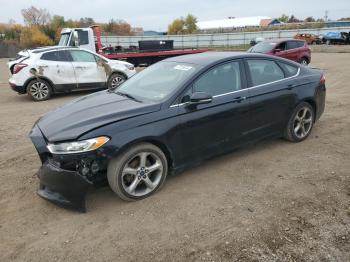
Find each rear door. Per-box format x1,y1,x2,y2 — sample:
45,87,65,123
37,50,77,91
285,41,300,62
245,58,300,139
69,50,107,89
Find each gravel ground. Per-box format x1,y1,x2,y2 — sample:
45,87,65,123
0,53,349,262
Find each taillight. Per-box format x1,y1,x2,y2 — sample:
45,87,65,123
13,63,28,74
320,74,326,85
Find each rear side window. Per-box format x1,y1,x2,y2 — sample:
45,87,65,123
193,61,242,96
70,50,96,62
279,62,299,77
41,51,70,61
295,41,305,48
287,41,304,50
247,59,284,86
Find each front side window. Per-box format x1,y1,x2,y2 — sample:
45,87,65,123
70,50,96,62
247,59,284,86
193,61,242,96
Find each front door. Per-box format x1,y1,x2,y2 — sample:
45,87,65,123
175,60,251,166
69,50,107,89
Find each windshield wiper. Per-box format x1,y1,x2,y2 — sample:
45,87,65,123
115,91,141,102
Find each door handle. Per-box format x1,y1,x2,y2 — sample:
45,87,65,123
75,66,86,69
232,96,246,103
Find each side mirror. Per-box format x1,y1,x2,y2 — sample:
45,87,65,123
274,48,281,53
187,92,212,106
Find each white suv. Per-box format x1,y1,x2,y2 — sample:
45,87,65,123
8,47,136,101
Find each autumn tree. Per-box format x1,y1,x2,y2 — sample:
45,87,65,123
278,14,289,23
168,18,185,34
79,17,95,27
168,14,198,35
20,26,54,48
288,15,301,23
21,6,51,26
304,16,315,22
102,19,132,35
184,14,198,33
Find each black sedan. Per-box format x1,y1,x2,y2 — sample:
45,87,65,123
30,52,326,211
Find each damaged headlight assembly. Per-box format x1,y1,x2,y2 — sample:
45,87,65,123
47,136,109,154
124,64,135,70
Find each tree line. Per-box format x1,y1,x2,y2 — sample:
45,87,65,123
0,6,133,48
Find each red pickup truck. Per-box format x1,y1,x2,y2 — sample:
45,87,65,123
248,39,311,65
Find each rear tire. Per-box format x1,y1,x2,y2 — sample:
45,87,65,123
26,79,52,101
284,102,314,142
107,143,168,201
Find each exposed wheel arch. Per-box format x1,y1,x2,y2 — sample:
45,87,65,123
303,99,317,122
24,76,55,93
109,70,128,80
112,138,174,171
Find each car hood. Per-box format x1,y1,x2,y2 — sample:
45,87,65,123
37,91,160,142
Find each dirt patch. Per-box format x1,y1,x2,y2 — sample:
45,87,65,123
0,53,350,261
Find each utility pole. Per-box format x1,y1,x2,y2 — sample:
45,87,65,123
324,10,329,21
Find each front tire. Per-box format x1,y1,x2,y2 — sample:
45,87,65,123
284,102,314,142
26,79,52,101
107,73,126,89
107,143,168,201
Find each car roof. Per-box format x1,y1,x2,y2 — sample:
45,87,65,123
164,51,280,66
263,38,304,43
31,46,78,54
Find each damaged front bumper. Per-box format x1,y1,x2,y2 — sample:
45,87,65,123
30,124,107,212
37,162,92,212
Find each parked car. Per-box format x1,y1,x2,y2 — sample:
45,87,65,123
321,31,350,45
294,33,321,45
30,52,326,212
250,37,265,46
8,47,136,101
248,39,311,65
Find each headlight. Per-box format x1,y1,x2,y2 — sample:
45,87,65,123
124,64,135,70
47,136,109,154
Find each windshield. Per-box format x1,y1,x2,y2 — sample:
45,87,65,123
249,41,276,53
116,61,201,102
58,33,70,46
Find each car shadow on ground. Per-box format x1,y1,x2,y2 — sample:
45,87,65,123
85,135,298,213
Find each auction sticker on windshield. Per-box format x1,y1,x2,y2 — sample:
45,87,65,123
174,65,193,71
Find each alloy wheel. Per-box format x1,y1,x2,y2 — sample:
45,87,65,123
293,107,313,139
301,59,308,66
30,82,49,100
111,75,125,88
121,152,163,197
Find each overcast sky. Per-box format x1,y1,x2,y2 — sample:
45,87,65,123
1,0,349,31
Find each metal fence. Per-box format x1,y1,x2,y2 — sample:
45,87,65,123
100,26,350,48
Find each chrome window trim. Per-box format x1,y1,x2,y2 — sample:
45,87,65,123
169,67,300,108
